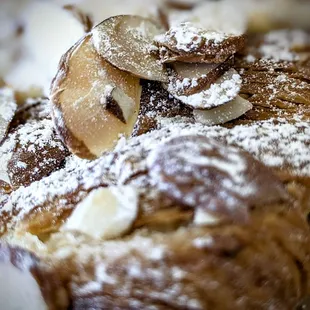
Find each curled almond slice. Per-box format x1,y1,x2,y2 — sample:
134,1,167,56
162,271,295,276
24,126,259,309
170,68,242,109
51,34,141,159
63,186,138,240
168,56,233,96
193,96,253,125
155,22,245,64
92,15,168,82
0,87,17,143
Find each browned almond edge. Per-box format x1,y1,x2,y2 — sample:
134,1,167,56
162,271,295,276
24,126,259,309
93,15,168,82
50,34,97,160
171,55,235,96
159,34,246,64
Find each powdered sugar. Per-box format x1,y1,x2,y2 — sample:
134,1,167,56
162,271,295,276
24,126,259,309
168,77,199,95
0,118,63,183
112,115,310,183
0,154,113,235
259,29,310,62
147,134,286,222
193,236,214,249
91,15,167,82
162,118,310,176
172,69,242,109
47,229,207,309
155,22,228,53
0,87,17,143
0,88,16,122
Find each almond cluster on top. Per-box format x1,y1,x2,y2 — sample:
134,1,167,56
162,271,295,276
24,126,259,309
50,15,250,159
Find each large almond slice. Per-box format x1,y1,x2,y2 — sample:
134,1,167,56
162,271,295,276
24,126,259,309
193,96,253,125
168,56,234,96
171,68,242,109
63,186,138,240
0,87,17,143
92,15,168,82
50,34,141,159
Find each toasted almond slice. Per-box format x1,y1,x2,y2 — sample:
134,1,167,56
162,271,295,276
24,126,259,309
51,34,141,159
155,22,245,64
0,87,17,143
63,186,138,240
168,56,234,96
194,208,220,226
171,68,242,109
92,15,168,82
193,95,253,125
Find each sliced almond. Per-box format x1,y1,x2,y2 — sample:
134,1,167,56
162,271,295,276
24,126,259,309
50,34,141,159
92,15,168,82
63,186,139,240
102,85,136,124
171,68,242,109
0,87,17,143
194,208,220,226
155,22,245,64
193,95,253,125
168,56,234,96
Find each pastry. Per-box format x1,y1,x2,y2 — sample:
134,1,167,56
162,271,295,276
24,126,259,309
0,1,310,309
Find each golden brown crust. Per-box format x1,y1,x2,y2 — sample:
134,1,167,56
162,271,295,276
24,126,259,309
48,206,310,310
234,31,310,124
1,23,310,310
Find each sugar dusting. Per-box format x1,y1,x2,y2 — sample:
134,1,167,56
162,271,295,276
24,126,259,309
155,22,228,53
0,87,17,142
0,151,114,235
245,29,310,63
112,116,310,182
48,229,205,309
0,88,16,122
171,70,242,109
